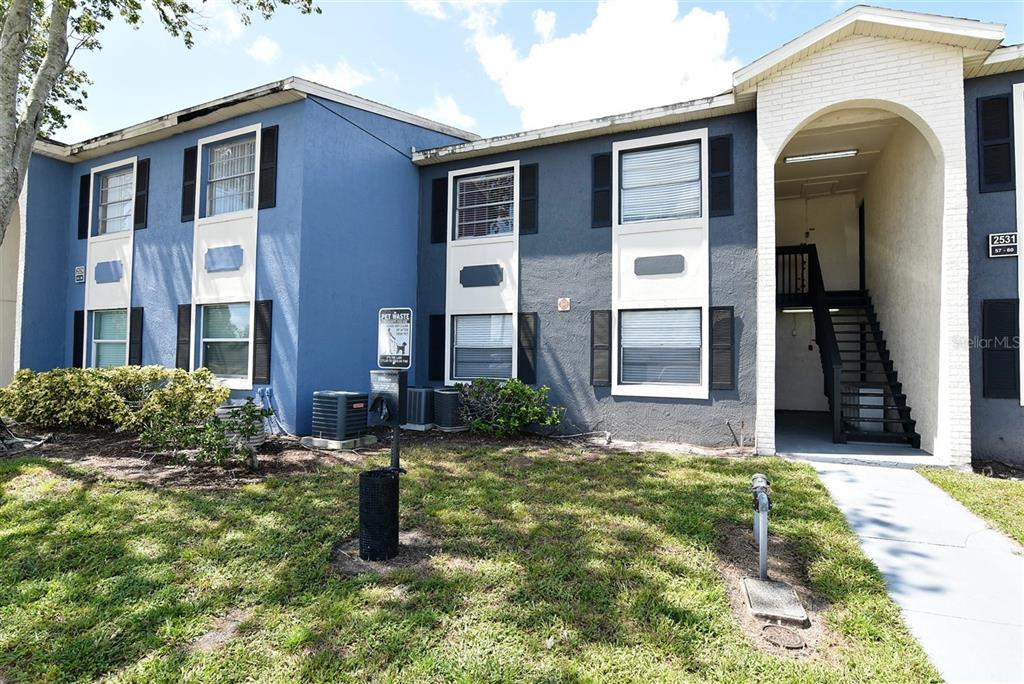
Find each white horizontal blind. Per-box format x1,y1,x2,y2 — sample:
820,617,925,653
456,170,514,239
620,142,701,223
620,309,701,384
202,303,250,379
453,314,513,379
93,309,127,369
99,169,133,234
207,138,256,216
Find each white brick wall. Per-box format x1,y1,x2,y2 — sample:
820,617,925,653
753,34,971,467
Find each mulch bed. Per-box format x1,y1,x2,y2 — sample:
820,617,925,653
716,522,844,662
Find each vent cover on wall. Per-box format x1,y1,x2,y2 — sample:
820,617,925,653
312,390,368,440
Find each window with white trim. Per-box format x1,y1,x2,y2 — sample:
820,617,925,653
619,309,701,385
619,142,701,223
92,309,127,368
207,137,256,216
98,168,133,235
452,314,513,379
201,302,250,379
455,169,514,239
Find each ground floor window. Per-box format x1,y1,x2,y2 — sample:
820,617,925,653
619,308,701,384
92,309,127,368
452,314,513,380
201,302,250,380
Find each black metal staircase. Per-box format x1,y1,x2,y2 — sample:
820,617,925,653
777,246,920,447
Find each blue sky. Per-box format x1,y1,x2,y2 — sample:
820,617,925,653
59,1,1023,142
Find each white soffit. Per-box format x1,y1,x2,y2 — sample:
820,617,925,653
966,43,1024,79
734,5,1006,93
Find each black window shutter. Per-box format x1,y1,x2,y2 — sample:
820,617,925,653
709,135,733,217
517,312,538,384
72,310,85,368
982,299,1019,399
428,314,445,381
430,178,448,244
253,300,273,384
181,146,198,222
710,306,735,390
258,126,278,210
519,164,539,235
592,153,612,228
978,95,1014,193
591,309,611,386
128,307,144,365
133,159,150,230
77,174,90,239
175,304,192,370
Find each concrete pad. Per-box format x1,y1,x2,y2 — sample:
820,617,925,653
742,577,810,627
299,434,377,451
813,461,1024,684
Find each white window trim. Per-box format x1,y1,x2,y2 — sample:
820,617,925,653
193,123,262,227
1013,82,1024,407
83,156,137,369
197,301,253,388
91,308,129,368
611,129,710,400
444,160,520,385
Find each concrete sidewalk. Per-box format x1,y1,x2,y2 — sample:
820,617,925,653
812,462,1024,683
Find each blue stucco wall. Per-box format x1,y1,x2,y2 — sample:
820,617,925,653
965,70,1024,467
415,112,758,446
19,153,72,371
292,97,465,434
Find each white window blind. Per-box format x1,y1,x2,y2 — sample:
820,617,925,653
207,137,256,216
620,309,701,384
456,170,514,239
453,314,513,379
620,142,701,223
201,302,250,379
93,309,127,368
99,169,133,235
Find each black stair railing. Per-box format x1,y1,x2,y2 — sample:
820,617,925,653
777,244,844,443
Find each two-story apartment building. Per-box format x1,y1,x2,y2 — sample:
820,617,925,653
3,6,1023,468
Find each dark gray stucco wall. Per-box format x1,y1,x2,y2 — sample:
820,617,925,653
415,112,757,446
965,70,1024,467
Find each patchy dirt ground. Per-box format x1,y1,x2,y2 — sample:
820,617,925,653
330,529,443,578
716,522,845,662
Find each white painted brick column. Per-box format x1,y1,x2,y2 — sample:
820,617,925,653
751,34,972,465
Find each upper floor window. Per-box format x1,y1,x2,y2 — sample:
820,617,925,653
620,142,701,223
207,137,256,216
92,309,127,368
455,169,514,239
98,169,133,235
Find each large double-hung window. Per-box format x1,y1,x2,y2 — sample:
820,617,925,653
620,309,701,385
92,309,127,368
98,169,133,235
207,137,256,216
620,142,701,223
201,303,250,380
455,169,514,239
452,314,513,379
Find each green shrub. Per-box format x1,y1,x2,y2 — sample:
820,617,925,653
458,378,564,438
136,368,231,453
0,368,129,430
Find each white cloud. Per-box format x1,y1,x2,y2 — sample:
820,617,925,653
405,0,446,20
298,59,373,92
205,3,246,43
453,0,742,129
59,114,99,143
246,35,281,64
532,9,556,42
417,95,476,130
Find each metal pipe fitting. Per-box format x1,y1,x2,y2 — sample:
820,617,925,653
750,473,772,580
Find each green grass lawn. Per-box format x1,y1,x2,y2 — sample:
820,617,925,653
0,445,937,683
918,467,1024,545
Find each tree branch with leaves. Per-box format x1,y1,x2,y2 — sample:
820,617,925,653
0,0,317,247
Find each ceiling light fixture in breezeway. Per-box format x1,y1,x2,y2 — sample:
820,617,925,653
783,149,858,163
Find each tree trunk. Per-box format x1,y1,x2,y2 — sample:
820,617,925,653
0,0,70,247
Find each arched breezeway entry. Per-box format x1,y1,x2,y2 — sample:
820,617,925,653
772,103,943,456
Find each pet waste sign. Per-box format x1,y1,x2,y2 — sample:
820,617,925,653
378,308,412,370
